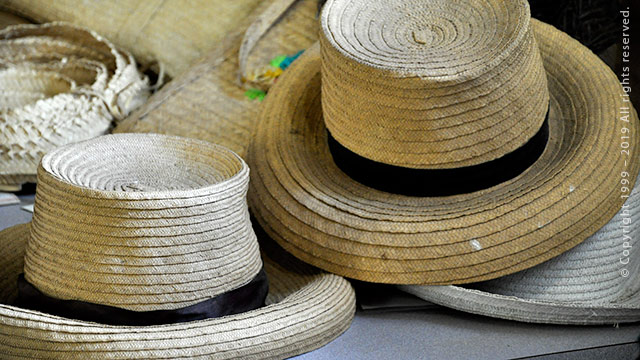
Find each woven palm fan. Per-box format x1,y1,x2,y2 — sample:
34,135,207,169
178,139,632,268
0,22,149,191
114,0,320,158
0,0,265,77
0,133,356,359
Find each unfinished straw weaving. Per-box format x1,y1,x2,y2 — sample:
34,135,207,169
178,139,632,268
0,133,355,359
0,22,149,190
401,173,640,325
114,0,319,158
247,0,639,284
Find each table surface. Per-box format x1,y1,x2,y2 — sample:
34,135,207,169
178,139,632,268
1,193,639,360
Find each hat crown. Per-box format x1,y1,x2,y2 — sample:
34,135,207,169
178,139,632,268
23,134,262,311
320,0,549,169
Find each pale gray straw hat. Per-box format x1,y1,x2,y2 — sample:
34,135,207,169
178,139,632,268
400,174,640,325
0,133,355,359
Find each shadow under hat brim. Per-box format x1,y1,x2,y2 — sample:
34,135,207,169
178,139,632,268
248,19,640,284
0,223,356,359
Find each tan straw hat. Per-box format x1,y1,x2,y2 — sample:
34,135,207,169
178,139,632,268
400,173,640,325
0,22,149,190
0,133,355,359
114,0,320,158
247,0,640,284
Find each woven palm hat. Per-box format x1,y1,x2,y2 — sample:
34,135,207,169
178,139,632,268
0,22,149,190
400,173,640,325
247,0,640,284
0,134,355,359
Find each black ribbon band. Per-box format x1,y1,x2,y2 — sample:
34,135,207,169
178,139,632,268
16,268,269,326
328,116,549,196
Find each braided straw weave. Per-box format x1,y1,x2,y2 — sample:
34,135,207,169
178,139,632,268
0,134,356,359
400,173,640,325
320,0,548,168
247,0,640,284
0,23,149,190
114,0,320,158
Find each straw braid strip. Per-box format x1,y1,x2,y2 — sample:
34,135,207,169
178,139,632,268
247,17,639,284
0,23,149,188
22,134,262,311
0,223,356,359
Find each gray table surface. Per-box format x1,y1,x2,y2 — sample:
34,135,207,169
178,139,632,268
2,193,639,360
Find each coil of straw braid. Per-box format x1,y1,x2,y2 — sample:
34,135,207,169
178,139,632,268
320,0,549,169
23,134,263,311
0,0,265,77
0,23,149,189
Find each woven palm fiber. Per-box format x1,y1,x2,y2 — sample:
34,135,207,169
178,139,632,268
400,173,640,325
0,0,265,78
0,22,149,190
0,133,356,359
247,0,640,284
114,0,320,158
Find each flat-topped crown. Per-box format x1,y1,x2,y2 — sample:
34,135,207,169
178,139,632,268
320,0,549,169
23,134,262,311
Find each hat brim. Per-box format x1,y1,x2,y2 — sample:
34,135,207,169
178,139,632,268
247,19,640,284
399,283,640,325
0,223,356,359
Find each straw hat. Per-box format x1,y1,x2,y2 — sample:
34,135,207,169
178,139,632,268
114,0,320,158
0,22,149,190
247,0,640,284
0,133,355,359
399,173,640,325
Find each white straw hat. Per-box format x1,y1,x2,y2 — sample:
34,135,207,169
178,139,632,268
0,22,149,190
0,133,355,358
400,174,640,325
